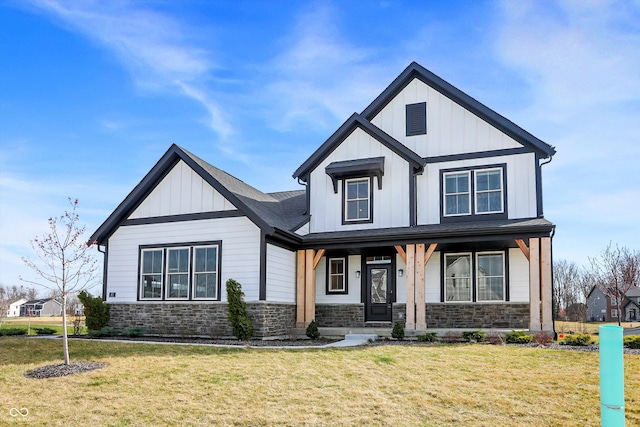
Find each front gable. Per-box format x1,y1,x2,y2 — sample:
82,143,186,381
362,62,556,159
128,159,237,219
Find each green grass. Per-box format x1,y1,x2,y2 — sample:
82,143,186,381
1,337,639,426
2,317,86,335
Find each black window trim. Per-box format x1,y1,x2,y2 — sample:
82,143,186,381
440,249,510,303
341,176,374,225
138,240,222,302
440,163,508,223
326,255,349,295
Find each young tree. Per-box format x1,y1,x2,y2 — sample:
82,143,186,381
589,244,640,326
21,198,98,365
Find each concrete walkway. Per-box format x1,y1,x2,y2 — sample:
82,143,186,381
324,334,378,347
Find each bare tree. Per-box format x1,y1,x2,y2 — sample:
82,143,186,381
21,198,98,365
553,260,581,320
589,243,640,326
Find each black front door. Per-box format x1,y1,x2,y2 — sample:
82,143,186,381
365,264,393,322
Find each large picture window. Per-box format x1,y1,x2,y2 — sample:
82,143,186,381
442,166,506,220
444,251,506,302
139,242,220,301
344,177,371,222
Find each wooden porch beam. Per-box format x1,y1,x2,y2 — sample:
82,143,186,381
424,243,437,264
415,244,426,330
394,245,406,264
405,244,416,331
529,238,541,331
296,250,306,328
515,239,530,261
312,249,325,270
541,237,553,332
304,249,316,325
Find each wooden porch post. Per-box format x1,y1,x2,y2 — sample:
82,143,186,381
415,244,426,331
296,250,306,328
304,249,316,326
405,244,416,330
540,237,553,332
529,238,541,331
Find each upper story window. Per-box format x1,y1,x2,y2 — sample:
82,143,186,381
442,165,506,221
406,102,427,136
139,243,220,301
344,177,372,223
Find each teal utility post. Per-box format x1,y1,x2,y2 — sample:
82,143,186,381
600,325,625,426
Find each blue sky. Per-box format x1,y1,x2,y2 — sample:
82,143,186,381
1,0,639,292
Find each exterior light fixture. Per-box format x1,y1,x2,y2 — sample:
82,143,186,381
355,270,361,278
398,269,404,277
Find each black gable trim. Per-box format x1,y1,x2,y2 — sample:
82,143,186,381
325,157,384,193
90,144,279,245
361,62,555,158
293,113,424,181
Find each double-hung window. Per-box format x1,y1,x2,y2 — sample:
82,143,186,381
345,178,371,222
141,249,163,299
139,243,220,301
166,248,190,299
444,251,505,302
442,166,505,219
327,257,347,293
193,246,218,299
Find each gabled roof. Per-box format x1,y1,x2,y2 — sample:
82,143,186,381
293,113,424,181
90,145,306,245
625,286,640,298
23,298,60,305
361,62,556,158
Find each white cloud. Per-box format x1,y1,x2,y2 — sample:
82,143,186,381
25,0,233,139
261,4,390,132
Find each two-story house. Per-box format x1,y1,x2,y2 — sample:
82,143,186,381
90,62,556,338
588,286,640,322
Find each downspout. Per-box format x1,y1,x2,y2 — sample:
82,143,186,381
98,245,108,301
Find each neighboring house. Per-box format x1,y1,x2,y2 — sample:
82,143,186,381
623,287,640,322
19,298,62,317
90,62,556,338
587,286,640,322
7,298,27,317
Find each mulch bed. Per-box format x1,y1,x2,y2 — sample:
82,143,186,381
25,362,107,379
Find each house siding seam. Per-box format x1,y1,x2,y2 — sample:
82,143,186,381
108,302,296,338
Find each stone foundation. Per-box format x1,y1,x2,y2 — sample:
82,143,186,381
425,303,529,329
108,302,296,338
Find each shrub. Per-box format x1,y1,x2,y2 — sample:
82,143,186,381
226,279,254,341
88,326,122,337
623,335,640,349
78,290,111,331
562,332,593,346
306,320,320,339
391,322,405,340
487,331,504,345
34,327,57,335
462,330,487,343
417,332,438,342
0,327,27,336
505,330,533,344
123,327,145,338
533,332,554,346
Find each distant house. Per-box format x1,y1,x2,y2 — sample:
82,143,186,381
587,286,640,322
6,298,27,317
19,298,62,317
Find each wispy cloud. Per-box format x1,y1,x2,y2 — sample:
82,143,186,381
25,0,233,139
261,3,389,132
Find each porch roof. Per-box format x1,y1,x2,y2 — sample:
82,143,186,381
300,218,555,249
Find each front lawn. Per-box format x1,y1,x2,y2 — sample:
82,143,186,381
1,338,639,426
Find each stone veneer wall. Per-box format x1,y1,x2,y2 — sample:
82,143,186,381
314,303,528,329
425,303,529,329
108,302,296,338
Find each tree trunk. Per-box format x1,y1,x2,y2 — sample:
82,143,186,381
62,293,69,365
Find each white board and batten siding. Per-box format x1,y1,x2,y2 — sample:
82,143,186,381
106,217,262,303
266,244,296,303
315,256,362,304
309,127,411,233
417,153,538,225
129,160,236,219
370,78,523,158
